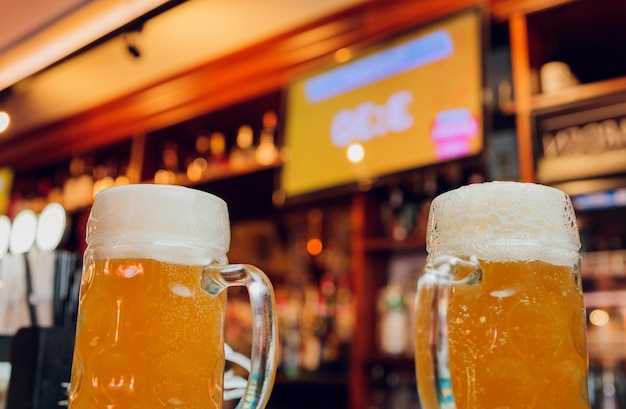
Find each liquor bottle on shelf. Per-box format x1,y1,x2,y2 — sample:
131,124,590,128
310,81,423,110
46,169,66,208
185,158,208,182
154,141,179,184
255,110,279,166
388,185,413,242
162,141,180,171
114,160,130,186
230,125,256,170
280,286,303,379
196,132,211,157
377,280,409,357
207,131,229,173
92,164,113,199
299,283,329,373
92,158,130,198
185,132,210,182
334,273,355,346
318,272,339,366
63,157,94,211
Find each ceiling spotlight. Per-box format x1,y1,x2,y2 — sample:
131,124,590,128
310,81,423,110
127,43,141,58
123,32,142,59
122,24,143,59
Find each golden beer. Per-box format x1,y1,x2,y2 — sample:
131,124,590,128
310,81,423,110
69,258,227,408
417,259,589,409
415,181,591,409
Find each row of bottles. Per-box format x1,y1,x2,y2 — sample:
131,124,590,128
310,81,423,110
6,110,280,216
153,110,280,185
7,155,133,216
276,271,355,378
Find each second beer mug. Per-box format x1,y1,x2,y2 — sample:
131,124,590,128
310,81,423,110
68,184,278,409
415,181,590,409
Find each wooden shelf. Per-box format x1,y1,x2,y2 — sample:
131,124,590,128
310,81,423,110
55,162,282,217
532,76,626,112
154,160,282,187
501,75,626,116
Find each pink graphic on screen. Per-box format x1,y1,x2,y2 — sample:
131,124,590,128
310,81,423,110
430,108,479,160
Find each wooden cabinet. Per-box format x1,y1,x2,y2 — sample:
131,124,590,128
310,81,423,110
504,0,626,184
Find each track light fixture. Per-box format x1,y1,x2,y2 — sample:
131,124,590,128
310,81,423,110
122,23,144,59
126,40,141,58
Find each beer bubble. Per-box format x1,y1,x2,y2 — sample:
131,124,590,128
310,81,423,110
170,283,195,298
478,356,537,407
508,300,563,358
489,288,517,298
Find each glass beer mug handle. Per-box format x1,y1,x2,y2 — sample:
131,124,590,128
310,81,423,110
204,263,278,409
416,256,481,409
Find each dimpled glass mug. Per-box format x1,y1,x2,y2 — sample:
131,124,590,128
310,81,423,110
415,181,590,409
68,184,278,409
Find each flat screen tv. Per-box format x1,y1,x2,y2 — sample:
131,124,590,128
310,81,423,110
279,7,486,201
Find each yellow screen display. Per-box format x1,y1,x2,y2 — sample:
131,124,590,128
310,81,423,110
281,9,484,198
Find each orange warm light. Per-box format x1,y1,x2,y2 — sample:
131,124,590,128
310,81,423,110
589,309,610,327
0,111,9,133
306,238,323,256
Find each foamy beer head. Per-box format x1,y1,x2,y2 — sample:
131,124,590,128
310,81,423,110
426,181,580,265
87,184,230,264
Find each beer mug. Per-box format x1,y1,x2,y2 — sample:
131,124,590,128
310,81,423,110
415,182,590,409
68,184,278,409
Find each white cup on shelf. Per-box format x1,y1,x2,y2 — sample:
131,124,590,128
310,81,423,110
540,61,579,93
